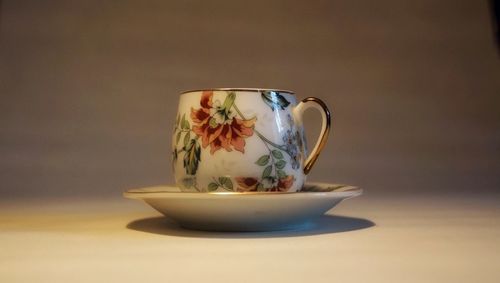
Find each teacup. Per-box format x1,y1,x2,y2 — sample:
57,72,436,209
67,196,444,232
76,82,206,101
172,88,330,193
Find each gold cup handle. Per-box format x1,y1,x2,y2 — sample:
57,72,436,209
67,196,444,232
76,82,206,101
293,97,331,174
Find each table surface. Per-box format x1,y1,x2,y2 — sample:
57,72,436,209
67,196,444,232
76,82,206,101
1,193,499,283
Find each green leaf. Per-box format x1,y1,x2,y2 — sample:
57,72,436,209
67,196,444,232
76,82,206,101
222,92,236,114
277,169,286,178
182,177,196,188
272,150,284,159
183,139,201,175
183,132,190,146
275,160,286,169
255,155,270,166
181,114,190,129
176,131,181,144
180,114,186,128
225,180,233,191
219,177,233,191
208,182,219,192
262,165,272,179
261,91,291,111
256,183,265,191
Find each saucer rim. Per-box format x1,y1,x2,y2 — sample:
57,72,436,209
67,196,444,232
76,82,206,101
123,182,362,200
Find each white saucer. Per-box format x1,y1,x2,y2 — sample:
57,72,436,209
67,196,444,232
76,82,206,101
124,183,362,232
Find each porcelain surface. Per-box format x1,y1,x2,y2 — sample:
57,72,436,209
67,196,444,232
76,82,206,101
172,89,330,193
124,183,361,231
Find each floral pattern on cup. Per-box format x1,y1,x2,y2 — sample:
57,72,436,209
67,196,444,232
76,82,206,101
173,90,305,192
191,91,256,154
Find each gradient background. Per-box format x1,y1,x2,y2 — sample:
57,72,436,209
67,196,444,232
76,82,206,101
1,0,499,200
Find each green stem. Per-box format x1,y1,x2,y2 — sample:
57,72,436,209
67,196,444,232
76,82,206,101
232,104,286,151
268,148,278,182
255,131,286,151
232,103,247,120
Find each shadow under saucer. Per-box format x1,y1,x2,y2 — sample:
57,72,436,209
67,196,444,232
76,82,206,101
126,214,375,238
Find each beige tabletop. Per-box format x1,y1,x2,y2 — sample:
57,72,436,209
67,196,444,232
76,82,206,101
1,193,499,283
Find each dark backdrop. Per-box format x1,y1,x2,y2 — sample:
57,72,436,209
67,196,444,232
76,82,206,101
1,0,499,199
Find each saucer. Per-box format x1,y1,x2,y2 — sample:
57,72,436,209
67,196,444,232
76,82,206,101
124,182,362,232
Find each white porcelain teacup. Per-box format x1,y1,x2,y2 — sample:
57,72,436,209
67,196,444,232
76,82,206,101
172,88,330,193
